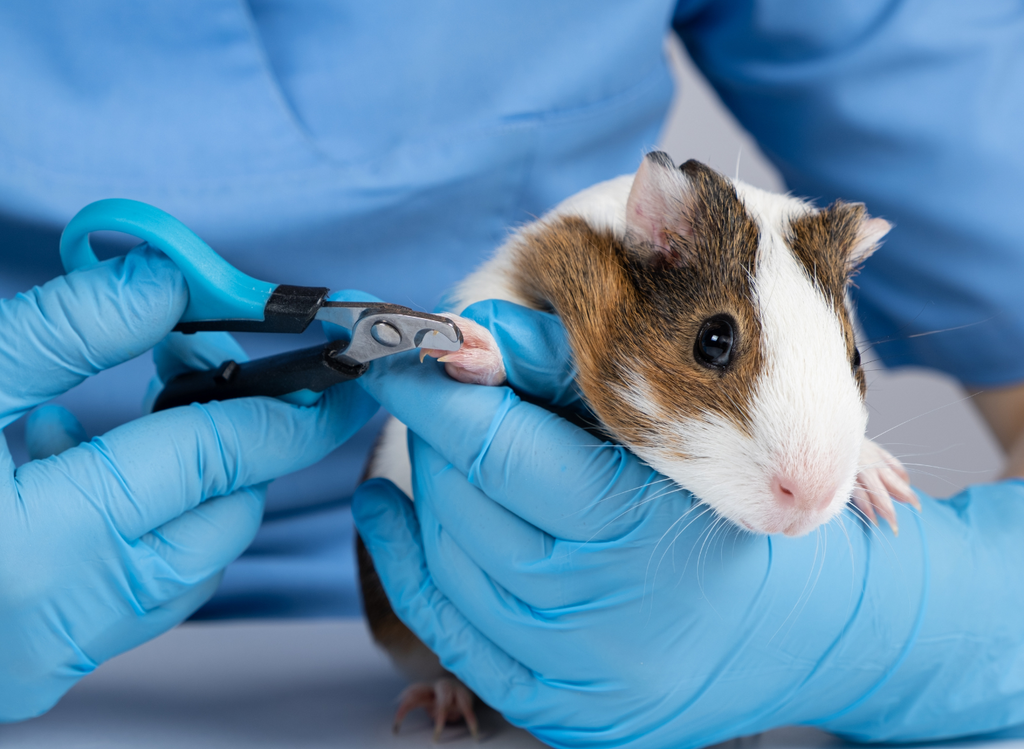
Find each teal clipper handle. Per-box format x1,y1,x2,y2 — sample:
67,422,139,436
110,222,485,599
59,198,462,412
60,199,330,334
60,199,278,325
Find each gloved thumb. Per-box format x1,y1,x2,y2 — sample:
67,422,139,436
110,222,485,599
0,245,187,429
25,404,88,460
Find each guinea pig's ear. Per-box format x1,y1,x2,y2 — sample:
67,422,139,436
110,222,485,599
807,201,892,274
847,211,892,268
624,151,698,265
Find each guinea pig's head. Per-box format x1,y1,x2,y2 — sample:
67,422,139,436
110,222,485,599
585,152,890,537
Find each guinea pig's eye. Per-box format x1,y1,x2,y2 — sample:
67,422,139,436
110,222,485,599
694,315,735,370
852,347,862,370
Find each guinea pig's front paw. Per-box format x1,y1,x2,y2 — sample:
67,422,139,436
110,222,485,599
392,677,479,742
851,439,920,536
420,313,507,387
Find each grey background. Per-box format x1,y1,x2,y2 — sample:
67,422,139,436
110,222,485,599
0,37,1009,748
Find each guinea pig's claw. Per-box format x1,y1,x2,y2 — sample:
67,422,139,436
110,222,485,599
393,677,479,742
855,439,919,536
425,313,507,387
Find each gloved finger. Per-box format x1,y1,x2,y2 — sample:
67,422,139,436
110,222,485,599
459,299,583,412
411,474,555,640
362,354,663,539
410,430,705,605
25,404,88,460
0,246,186,428
351,478,542,720
15,380,378,541
22,572,226,719
85,572,225,669
153,330,249,384
410,432,579,608
133,484,266,604
413,492,605,682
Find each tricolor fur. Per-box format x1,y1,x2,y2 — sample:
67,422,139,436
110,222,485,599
362,154,906,731
433,154,887,536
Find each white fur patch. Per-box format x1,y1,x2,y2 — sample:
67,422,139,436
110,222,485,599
616,182,867,536
742,196,867,535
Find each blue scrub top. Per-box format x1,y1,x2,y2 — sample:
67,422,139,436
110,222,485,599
0,1,1021,617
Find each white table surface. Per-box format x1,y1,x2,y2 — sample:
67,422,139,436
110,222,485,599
0,619,545,748
4,619,1024,749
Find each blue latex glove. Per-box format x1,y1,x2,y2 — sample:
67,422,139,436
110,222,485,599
353,300,1024,748
0,247,378,721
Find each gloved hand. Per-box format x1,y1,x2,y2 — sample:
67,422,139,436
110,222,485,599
353,300,1024,748
0,247,378,721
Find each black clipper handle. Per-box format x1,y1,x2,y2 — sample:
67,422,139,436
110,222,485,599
152,343,367,412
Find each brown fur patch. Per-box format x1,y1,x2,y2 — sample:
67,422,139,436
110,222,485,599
356,532,424,655
788,202,867,395
357,437,435,665
508,160,763,447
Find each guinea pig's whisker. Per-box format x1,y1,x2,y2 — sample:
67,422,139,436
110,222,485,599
846,502,897,548
770,526,827,644
700,517,735,592
693,516,721,576
591,484,686,538
584,484,692,554
871,440,954,453
642,503,714,619
644,503,715,604
588,476,677,510
897,461,992,475
869,391,982,442
859,317,993,349
679,508,731,586
567,475,675,518
895,468,966,489
693,517,729,603
834,516,860,586
849,500,908,575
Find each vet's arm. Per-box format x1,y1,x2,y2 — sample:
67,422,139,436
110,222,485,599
967,385,1024,477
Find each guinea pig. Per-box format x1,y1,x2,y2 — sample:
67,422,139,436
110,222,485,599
357,152,916,737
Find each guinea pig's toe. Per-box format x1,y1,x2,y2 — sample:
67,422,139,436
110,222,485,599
393,682,437,734
854,467,899,536
425,313,507,386
392,677,480,741
860,440,916,507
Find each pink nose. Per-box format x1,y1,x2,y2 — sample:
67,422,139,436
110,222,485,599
771,475,833,512
772,476,797,507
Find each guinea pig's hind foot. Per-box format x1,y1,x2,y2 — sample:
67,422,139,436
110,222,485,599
393,677,480,742
419,314,507,387
852,439,920,536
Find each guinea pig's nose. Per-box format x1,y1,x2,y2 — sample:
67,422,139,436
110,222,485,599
771,475,798,507
771,475,834,513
